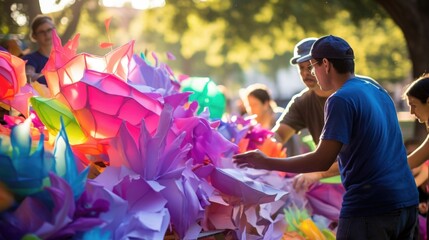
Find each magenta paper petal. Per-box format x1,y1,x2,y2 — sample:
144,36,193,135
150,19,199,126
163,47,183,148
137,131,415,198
95,167,170,239
418,215,427,240
13,196,51,233
108,104,191,179
43,32,80,96
163,92,191,110
204,168,289,238
244,203,286,238
93,166,136,191
59,73,162,140
193,164,216,179
13,174,75,238
128,54,181,96
173,116,238,166
306,183,344,222
157,167,204,240
173,101,199,119
166,52,175,60
0,51,30,116
158,131,192,175
109,122,140,170
204,203,236,230
114,209,170,239
37,173,75,238
113,176,168,215
107,109,206,239
210,168,288,205
44,31,134,96
95,167,171,238
0,51,26,98
245,207,265,235
261,213,286,239
139,104,191,179
84,179,127,221
3,91,32,118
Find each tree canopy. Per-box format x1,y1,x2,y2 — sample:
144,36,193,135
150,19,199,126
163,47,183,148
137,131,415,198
1,0,425,87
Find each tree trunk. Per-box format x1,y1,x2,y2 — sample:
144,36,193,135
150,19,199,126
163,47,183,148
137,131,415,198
375,0,429,141
60,0,86,44
375,0,429,78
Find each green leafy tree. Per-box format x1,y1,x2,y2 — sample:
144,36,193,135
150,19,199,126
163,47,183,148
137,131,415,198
0,0,89,46
374,0,429,78
0,0,427,82
139,0,411,84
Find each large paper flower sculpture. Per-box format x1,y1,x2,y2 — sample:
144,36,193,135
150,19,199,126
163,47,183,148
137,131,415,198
173,114,238,166
102,105,205,239
60,71,162,141
283,206,336,240
128,52,181,96
201,167,288,238
0,119,115,239
305,183,344,223
0,173,109,239
2,114,47,141
30,97,86,145
217,115,252,145
94,169,170,239
0,50,31,117
180,77,226,119
0,118,51,198
32,31,172,150
219,116,286,158
51,118,90,200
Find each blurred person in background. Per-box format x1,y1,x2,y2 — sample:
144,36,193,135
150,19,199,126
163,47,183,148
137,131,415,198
404,75,429,218
241,83,284,129
1,35,29,57
405,138,428,217
22,15,55,86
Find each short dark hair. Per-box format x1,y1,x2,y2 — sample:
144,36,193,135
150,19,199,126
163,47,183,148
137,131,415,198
314,58,354,74
248,87,271,104
404,73,429,103
30,15,54,41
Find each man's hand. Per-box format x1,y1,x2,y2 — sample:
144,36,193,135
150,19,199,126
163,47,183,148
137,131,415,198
233,149,268,169
292,172,323,191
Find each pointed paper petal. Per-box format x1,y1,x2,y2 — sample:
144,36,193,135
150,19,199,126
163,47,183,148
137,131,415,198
53,118,89,199
99,42,114,49
306,183,344,222
30,97,87,144
210,168,288,204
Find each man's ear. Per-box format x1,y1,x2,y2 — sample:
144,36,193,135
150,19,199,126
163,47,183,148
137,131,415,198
322,58,330,73
322,58,329,65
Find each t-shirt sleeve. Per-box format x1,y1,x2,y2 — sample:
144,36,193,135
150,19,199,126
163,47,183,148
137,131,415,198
321,96,352,144
277,95,306,132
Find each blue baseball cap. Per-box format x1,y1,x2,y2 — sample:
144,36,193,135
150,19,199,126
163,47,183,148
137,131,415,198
299,35,354,62
290,37,318,65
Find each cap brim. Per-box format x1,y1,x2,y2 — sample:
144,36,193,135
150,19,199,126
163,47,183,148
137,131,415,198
290,56,300,65
296,54,312,63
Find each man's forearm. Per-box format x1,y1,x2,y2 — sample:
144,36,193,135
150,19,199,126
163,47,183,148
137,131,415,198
319,161,339,178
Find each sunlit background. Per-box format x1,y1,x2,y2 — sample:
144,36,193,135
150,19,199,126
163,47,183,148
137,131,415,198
1,0,421,122
40,0,165,14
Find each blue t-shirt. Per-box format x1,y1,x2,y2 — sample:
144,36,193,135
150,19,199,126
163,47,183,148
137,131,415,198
22,51,48,85
321,76,418,217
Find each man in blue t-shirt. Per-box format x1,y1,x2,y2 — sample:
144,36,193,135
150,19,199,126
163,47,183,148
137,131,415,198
234,35,419,239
